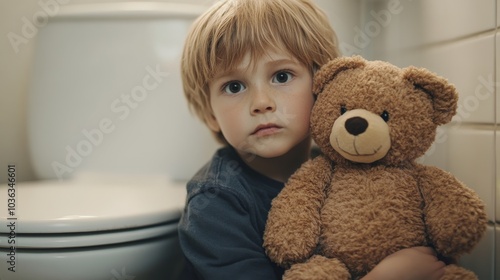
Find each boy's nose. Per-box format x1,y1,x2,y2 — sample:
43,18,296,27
251,91,276,115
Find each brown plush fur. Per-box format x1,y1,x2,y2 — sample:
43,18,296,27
263,56,488,280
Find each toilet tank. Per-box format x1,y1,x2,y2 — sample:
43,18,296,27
27,2,219,181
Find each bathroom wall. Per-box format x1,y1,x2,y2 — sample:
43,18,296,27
362,0,497,278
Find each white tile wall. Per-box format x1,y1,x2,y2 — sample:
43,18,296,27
497,129,500,220
494,19,500,279
417,126,450,168
316,0,362,56
418,34,496,125
446,127,496,222
495,2,499,277
460,225,495,280
497,224,500,280
418,0,495,44
363,0,496,58
497,0,500,27
497,32,500,126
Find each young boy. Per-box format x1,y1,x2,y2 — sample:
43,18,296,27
178,0,446,279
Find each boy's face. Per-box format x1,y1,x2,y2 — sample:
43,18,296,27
207,49,314,159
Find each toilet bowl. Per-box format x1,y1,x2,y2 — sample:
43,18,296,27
0,174,186,280
0,2,218,279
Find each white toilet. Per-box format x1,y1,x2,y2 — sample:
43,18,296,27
0,2,218,280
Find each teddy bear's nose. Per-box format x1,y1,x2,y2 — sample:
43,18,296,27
345,117,368,136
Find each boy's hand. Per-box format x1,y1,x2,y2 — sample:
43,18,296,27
362,247,445,280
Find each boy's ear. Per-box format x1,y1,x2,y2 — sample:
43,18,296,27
205,113,221,132
313,55,366,96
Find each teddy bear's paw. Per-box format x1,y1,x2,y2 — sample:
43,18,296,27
283,255,350,280
265,245,311,266
439,264,478,280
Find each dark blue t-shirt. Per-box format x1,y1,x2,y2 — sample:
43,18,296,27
178,146,285,280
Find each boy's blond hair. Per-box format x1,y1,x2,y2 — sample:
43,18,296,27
181,0,340,144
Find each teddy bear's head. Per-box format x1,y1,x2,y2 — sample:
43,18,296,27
311,56,458,166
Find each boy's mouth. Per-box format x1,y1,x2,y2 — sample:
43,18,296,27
252,123,282,136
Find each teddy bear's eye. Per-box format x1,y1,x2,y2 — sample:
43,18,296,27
380,110,390,122
340,105,347,115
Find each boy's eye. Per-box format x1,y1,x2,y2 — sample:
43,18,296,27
272,71,293,84
223,81,246,94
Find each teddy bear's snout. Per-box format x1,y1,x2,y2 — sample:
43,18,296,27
345,117,368,136
329,109,391,163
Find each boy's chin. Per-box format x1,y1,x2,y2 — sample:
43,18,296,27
234,135,311,160
240,143,302,160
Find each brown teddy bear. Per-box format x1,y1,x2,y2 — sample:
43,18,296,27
263,56,488,280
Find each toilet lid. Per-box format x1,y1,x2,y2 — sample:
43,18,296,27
0,174,186,234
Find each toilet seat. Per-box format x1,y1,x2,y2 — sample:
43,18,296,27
0,174,186,249
6,222,178,249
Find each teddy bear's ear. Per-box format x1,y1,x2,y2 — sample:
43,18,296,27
403,66,458,125
313,55,366,96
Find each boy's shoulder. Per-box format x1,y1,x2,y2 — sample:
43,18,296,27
189,146,241,182
186,146,283,201
187,146,248,195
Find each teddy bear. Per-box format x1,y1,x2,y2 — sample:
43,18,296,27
263,55,488,280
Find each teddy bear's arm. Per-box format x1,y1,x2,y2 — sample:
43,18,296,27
264,155,333,267
416,164,487,258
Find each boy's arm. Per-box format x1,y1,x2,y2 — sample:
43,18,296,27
178,185,282,280
362,247,445,280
